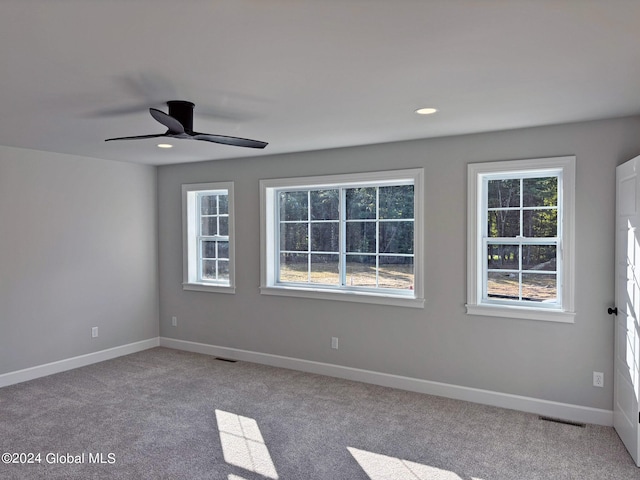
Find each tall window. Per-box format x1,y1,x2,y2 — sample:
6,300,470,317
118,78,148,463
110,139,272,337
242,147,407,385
261,169,424,308
182,182,235,293
467,157,575,322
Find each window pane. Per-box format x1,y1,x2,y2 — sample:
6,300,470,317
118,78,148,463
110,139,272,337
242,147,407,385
488,211,519,237
310,254,339,284
522,273,556,302
379,185,414,219
346,255,377,287
280,192,309,221
379,221,413,254
201,217,217,236
202,260,217,280
201,195,218,215
378,256,413,290
488,179,520,208
279,253,308,282
280,223,308,251
523,177,557,208
487,272,519,300
218,241,229,259
280,191,308,221
219,216,229,236
522,245,556,270
218,260,229,281
202,240,217,259
522,209,557,237
310,190,339,220
346,187,376,219
311,222,339,252
346,221,376,253
487,244,519,270
218,195,229,215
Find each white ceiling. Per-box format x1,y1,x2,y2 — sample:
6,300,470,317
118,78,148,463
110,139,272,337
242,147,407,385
1,0,639,166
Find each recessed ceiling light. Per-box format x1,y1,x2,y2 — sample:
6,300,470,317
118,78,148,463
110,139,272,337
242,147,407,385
415,107,438,115
157,143,173,149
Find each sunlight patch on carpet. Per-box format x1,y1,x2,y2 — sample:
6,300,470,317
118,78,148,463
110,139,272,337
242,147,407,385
348,446,467,480
216,409,279,479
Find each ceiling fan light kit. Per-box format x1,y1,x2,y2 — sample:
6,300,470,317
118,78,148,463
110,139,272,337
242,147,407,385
105,100,268,149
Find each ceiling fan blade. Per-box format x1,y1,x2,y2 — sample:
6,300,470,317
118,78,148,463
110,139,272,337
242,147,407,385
192,133,268,149
105,133,165,142
150,108,185,134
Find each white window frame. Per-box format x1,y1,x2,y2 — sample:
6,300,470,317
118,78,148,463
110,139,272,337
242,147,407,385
260,169,424,308
182,181,235,294
466,156,575,323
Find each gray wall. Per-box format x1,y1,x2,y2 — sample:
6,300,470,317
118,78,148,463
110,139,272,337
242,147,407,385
0,146,158,374
158,116,640,410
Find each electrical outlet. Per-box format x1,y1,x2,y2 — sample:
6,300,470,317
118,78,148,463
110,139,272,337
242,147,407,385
91,326,99,338
171,316,177,327
331,337,339,350
593,371,604,388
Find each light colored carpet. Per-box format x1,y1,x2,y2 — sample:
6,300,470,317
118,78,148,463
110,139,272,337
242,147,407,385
0,347,637,479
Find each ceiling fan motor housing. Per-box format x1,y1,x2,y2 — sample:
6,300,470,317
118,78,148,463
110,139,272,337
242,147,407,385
167,100,195,133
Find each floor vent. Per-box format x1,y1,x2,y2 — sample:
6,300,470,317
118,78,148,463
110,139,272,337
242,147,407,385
215,357,238,363
539,416,586,428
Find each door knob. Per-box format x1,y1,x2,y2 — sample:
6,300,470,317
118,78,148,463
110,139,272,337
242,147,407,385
608,307,618,315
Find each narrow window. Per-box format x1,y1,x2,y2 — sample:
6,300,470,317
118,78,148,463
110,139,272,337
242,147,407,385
183,182,235,293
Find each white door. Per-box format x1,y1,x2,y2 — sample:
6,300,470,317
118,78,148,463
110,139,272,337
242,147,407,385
614,155,640,466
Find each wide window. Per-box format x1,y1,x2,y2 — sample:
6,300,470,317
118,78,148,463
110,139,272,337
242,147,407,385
182,182,235,293
467,156,575,322
260,169,424,308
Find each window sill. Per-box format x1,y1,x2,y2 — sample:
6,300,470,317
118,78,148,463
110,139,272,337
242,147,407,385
465,303,575,323
260,285,425,308
183,283,236,294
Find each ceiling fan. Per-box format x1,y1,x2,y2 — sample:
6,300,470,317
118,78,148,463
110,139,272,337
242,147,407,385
105,100,268,149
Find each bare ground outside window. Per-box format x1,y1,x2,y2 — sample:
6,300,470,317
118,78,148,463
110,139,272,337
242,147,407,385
487,274,557,302
280,262,414,290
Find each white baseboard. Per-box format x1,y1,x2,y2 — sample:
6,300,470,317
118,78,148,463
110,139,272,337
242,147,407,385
0,338,160,388
160,337,613,427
